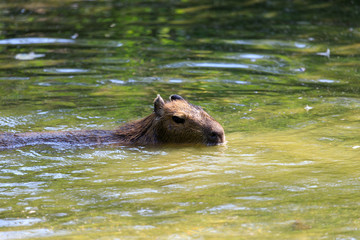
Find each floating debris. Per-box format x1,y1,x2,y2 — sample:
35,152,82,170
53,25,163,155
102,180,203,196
15,52,45,60
304,105,313,112
71,33,79,39
296,67,306,72
316,48,330,58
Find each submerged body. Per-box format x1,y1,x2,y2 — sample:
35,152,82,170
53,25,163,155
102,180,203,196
0,130,120,149
0,95,225,150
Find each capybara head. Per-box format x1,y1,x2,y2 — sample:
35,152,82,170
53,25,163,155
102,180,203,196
153,94,225,145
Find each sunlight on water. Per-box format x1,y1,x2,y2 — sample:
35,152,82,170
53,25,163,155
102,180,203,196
224,39,309,49
161,61,294,75
0,38,75,45
43,68,89,74
0,38,123,47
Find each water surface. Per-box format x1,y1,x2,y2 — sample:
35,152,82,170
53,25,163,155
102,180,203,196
0,0,359,239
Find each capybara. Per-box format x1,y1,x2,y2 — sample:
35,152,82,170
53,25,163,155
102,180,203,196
0,94,225,149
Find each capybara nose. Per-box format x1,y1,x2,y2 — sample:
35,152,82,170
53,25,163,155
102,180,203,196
207,130,225,145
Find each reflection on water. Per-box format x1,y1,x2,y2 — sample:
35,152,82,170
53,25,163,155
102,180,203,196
0,0,360,239
0,38,75,45
0,38,123,47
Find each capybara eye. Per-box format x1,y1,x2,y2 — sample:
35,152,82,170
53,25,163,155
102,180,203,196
172,116,185,124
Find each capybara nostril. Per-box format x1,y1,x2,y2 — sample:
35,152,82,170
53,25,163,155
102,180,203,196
207,130,225,145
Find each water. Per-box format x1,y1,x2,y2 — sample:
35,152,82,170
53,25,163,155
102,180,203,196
0,0,360,239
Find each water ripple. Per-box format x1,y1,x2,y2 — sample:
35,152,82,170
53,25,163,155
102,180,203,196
223,39,309,49
197,204,248,214
43,68,89,74
0,38,75,45
0,116,29,128
0,37,123,47
0,229,65,240
161,61,250,69
0,218,43,227
161,61,291,74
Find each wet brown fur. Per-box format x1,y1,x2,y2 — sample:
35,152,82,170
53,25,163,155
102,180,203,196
0,95,225,149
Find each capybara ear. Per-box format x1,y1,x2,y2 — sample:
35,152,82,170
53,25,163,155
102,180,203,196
169,94,184,101
154,94,165,116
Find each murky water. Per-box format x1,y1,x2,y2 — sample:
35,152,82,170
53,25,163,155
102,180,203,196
0,0,359,239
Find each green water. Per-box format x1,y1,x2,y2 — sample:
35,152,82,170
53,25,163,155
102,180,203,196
0,0,360,239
